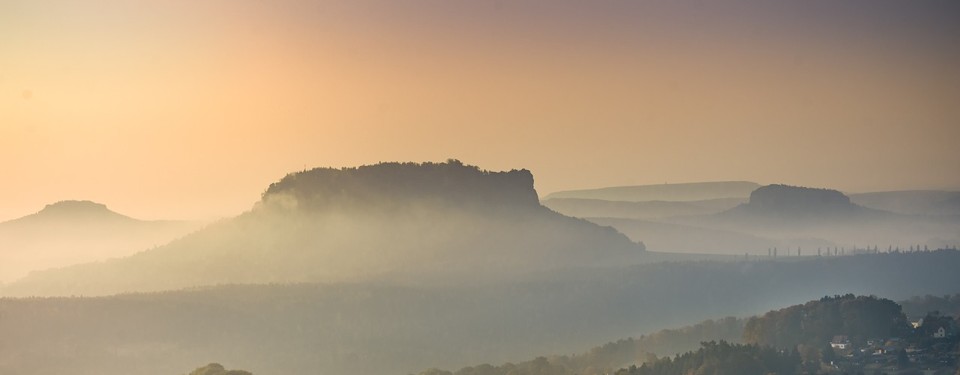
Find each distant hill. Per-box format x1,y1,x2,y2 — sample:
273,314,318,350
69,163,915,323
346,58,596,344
543,184,960,255
542,197,746,220
707,184,896,231
3,200,132,224
0,200,200,283
665,185,960,251
546,185,866,255
721,184,870,220
850,190,960,216
1,161,645,296
544,181,760,202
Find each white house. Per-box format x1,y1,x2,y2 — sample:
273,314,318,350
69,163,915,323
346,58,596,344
933,326,946,338
830,335,851,349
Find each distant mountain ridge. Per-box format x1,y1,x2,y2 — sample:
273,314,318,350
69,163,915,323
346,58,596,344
2,161,646,296
2,200,135,225
578,183,959,254
0,201,200,283
544,181,760,202
850,190,960,216
542,197,746,220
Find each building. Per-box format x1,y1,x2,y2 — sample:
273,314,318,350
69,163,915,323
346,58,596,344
831,335,851,349
933,326,946,339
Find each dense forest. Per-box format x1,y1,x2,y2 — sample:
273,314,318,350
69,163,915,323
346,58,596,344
414,317,744,375
743,294,910,349
415,293,960,375
614,341,800,375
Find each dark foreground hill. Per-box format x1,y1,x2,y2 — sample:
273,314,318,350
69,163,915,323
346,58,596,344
1,251,958,375
1,161,644,296
0,200,200,283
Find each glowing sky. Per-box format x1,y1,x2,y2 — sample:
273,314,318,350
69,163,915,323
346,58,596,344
2,0,959,220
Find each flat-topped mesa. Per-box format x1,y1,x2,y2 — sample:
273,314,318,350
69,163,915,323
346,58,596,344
260,160,541,212
1,160,644,296
40,200,110,214
745,184,855,214
29,200,132,222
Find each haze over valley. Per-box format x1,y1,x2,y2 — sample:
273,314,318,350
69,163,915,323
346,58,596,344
2,1,959,374
0,200,201,283
546,183,960,255
2,161,959,375
1,162,645,296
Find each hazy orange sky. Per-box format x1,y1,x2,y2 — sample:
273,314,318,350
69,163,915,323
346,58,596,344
2,0,959,221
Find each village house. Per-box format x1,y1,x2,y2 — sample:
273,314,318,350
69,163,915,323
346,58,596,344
831,335,851,350
933,326,946,339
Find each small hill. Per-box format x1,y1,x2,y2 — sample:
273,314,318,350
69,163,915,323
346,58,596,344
1,161,645,296
718,185,876,222
656,185,960,253
0,201,200,283
742,294,910,349
6,200,132,223
544,181,760,202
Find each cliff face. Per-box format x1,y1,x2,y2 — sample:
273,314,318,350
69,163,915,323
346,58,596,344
261,160,540,213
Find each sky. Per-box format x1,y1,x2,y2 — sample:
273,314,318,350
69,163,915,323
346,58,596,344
1,0,959,221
